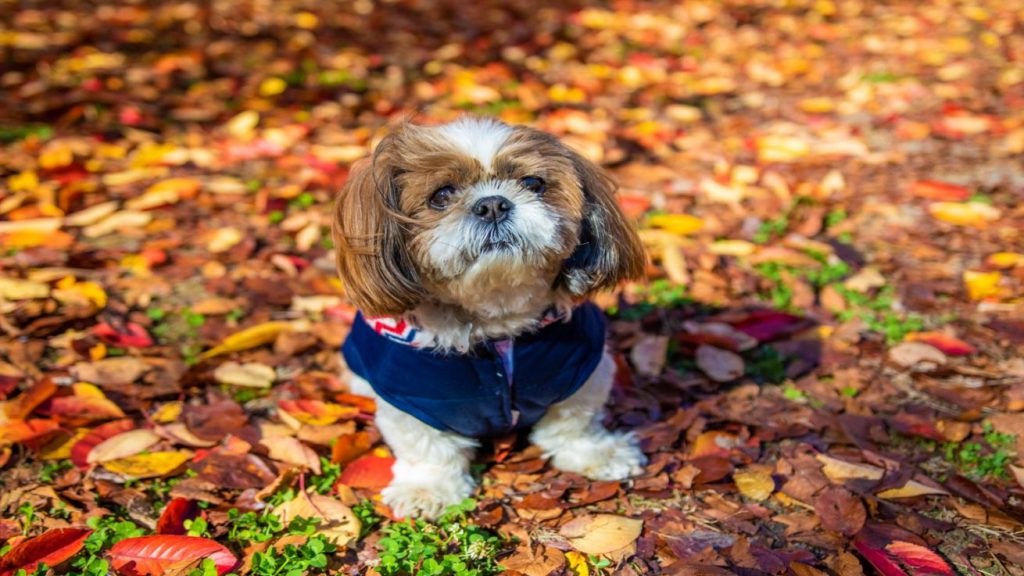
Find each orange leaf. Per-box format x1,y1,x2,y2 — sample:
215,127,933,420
905,332,975,356
687,430,741,460
339,454,394,489
0,419,61,447
331,431,375,467
2,377,57,420
277,399,358,426
909,180,970,201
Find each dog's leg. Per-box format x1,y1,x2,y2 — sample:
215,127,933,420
348,374,478,519
530,351,646,480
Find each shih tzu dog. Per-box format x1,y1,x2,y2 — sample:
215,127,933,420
332,117,647,518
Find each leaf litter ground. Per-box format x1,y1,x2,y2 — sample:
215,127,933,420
1,0,1023,575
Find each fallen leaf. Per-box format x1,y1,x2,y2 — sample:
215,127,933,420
88,429,162,464
0,419,61,447
199,322,294,360
734,464,775,501
888,342,946,369
905,332,975,356
559,514,643,555
647,213,703,235
813,486,866,536
909,180,970,201
259,436,321,473
695,345,745,382
108,535,237,576
0,278,50,300
273,491,360,546
212,362,275,388
156,498,201,536
928,202,1001,227
963,270,1002,300
278,399,359,426
71,419,135,468
330,431,376,467
339,454,394,489
0,528,92,576
102,451,194,479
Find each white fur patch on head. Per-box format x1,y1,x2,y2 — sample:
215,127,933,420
436,117,513,172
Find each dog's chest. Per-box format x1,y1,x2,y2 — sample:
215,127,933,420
342,302,608,437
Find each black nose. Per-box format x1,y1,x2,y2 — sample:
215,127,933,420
471,196,513,223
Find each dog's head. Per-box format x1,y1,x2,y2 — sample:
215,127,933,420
332,117,645,316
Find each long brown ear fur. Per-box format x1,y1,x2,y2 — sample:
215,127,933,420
559,151,646,296
332,141,424,315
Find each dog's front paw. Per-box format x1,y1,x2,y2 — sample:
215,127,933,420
382,466,475,519
549,431,646,481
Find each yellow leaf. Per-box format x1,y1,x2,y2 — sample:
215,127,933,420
39,144,74,169
565,551,590,576
734,464,775,501
0,278,51,300
274,491,360,546
963,270,1002,300
560,514,643,555
0,218,61,235
226,110,260,139
151,402,182,423
53,278,107,309
72,382,106,398
816,454,883,481
647,214,704,235
798,97,835,114
929,202,1001,227
102,450,193,478
709,239,756,256
83,210,153,238
207,227,243,253
38,429,89,460
199,321,294,360
877,482,948,499
294,11,318,28
125,178,196,210
259,77,288,97
8,171,39,192
985,252,1024,269
757,135,810,163
65,201,119,227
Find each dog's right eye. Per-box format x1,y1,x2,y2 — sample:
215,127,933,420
428,185,455,210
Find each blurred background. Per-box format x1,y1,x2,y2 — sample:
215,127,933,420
1,1,1024,574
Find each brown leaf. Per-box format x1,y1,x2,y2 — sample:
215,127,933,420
695,345,744,382
560,514,643,555
813,486,866,536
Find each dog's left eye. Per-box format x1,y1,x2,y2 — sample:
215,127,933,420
429,185,455,210
519,176,546,195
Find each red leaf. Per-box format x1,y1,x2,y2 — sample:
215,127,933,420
0,527,92,576
155,498,200,535
339,454,394,489
109,535,238,576
905,332,975,356
727,310,809,342
70,419,135,469
909,180,970,202
92,322,154,348
855,525,954,576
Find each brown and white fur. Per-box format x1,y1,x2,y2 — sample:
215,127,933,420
333,117,647,518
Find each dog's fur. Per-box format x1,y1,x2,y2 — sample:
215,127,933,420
333,117,646,518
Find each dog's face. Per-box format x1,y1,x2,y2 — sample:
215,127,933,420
333,117,645,316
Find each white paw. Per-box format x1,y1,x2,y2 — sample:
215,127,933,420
381,471,475,520
549,431,647,481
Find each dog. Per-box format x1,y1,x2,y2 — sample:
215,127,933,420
332,117,647,518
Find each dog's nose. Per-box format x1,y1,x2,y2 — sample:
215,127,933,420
471,196,513,223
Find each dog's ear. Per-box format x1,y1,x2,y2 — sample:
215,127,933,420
332,138,425,315
558,150,646,296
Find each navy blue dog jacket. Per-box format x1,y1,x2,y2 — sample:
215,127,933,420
342,302,607,438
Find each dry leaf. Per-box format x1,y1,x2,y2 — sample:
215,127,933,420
559,514,643,555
